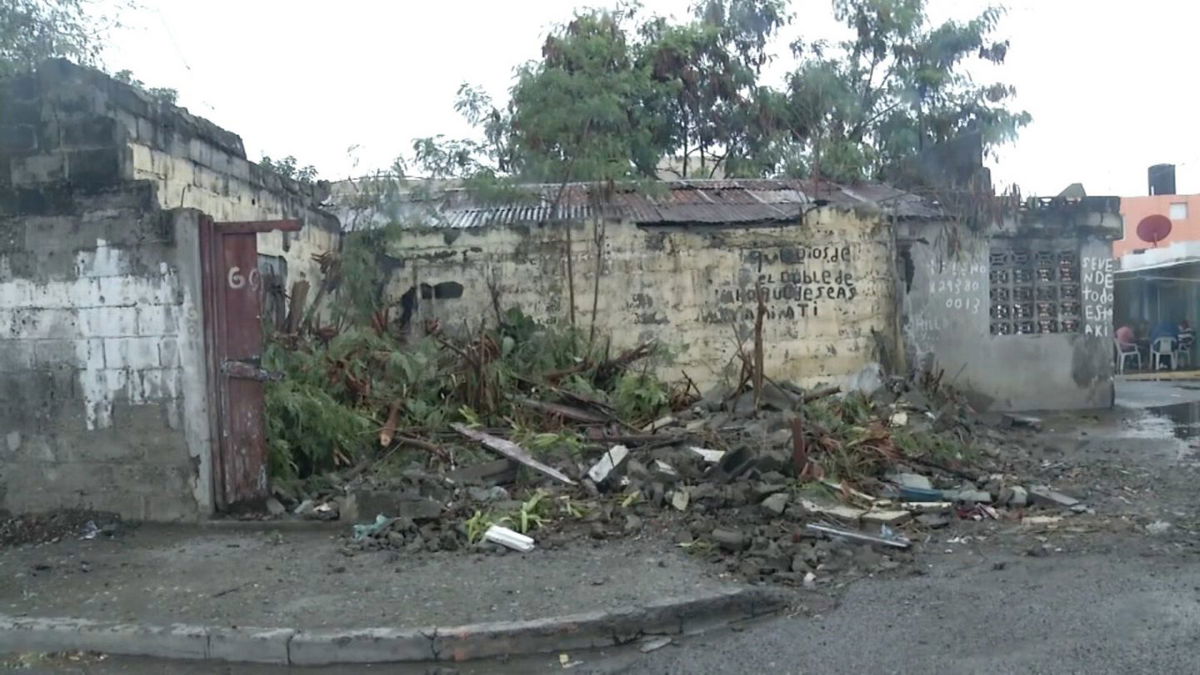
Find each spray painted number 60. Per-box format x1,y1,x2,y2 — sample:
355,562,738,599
227,266,262,290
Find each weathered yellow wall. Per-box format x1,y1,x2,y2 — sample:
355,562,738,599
385,208,895,391
127,142,338,288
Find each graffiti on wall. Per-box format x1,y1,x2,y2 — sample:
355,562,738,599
1081,256,1114,337
700,245,859,324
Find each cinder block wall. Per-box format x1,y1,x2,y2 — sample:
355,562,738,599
898,206,1120,411
0,182,211,519
376,209,897,392
1,59,339,290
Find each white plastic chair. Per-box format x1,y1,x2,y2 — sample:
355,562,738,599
1152,337,1177,370
1115,339,1141,373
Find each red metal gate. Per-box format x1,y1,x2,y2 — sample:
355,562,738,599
200,217,301,510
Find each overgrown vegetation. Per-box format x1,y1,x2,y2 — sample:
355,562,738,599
264,297,676,482
259,155,319,183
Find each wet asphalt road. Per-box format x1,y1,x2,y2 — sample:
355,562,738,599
15,539,1200,675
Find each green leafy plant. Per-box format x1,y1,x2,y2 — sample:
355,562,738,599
613,371,670,425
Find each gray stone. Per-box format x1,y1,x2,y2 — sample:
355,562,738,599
711,528,748,551
916,513,952,529
265,498,286,516
760,492,788,516
1029,485,1080,508
946,489,992,504
891,473,933,491
1007,486,1029,507
755,449,791,474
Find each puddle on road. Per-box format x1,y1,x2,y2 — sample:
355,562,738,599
1148,402,1200,442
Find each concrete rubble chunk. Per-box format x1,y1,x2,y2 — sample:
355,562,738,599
890,472,933,491
1029,485,1079,508
1006,485,1029,507
689,446,726,463
760,492,788,516
945,489,992,504
711,528,748,551
670,489,690,511
797,498,867,521
586,445,630,485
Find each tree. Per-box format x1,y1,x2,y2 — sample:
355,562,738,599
113,68,178,105
0,0,115,74
409,0,1029,189
641,0,791,178
783,0,1030,184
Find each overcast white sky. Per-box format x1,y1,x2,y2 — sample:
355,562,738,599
98,0,1200,196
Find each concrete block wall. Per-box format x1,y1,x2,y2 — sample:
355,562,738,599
380,208,895,392
898,212,1119,411
0,59,340,291
0,183,210,519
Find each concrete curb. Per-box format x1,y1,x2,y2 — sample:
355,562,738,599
0,586,788,665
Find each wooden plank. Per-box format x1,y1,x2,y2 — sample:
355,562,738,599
451,423,576,485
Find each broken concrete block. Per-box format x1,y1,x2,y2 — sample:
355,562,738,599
718,446,757,478
446,459,518,486
670,489,690,511
945,489,992,504
1007,486,1028,507
797,499,867,521
916,513,951,529
760,492,788,516
711,528,748,551
890,472,933,491
651,459,680,482
755,448,790,474
862,509,912,525
1028,485,1079,509
586,445,630,484
265,498,286,516
688,446,726,464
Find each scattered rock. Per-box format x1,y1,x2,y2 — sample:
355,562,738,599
587,445,630,485
916,513,952,529
1028,486,1079,509
760,492,788,516
1147,520,1172,535
265,498,286,516
711,528,748,551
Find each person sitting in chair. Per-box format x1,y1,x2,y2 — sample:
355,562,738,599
1178,320,1195,359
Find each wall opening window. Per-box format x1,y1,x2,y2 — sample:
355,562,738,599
1170,202,1188,220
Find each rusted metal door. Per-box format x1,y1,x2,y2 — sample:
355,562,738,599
201,218,301,510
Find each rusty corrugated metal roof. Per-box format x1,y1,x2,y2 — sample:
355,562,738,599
362,178,944,229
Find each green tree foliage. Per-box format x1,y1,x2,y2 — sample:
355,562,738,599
0,0,112,74
259,155,319,183
113,68,178,105
784,0,1031,183
411,0,1028,189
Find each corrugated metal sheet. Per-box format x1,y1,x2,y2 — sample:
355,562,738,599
386,178,944,229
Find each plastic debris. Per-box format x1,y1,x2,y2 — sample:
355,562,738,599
484,525,535,552
352,514,396,541
80,521,99,541
806,522,911,549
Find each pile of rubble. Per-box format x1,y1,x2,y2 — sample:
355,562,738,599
263,356,1085,585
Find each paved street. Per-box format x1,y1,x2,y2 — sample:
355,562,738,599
9,379,1200,674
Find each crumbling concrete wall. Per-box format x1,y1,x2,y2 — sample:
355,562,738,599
378,209,896,391
0,182,210,519
1,59,338,289
897,201,1121,411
